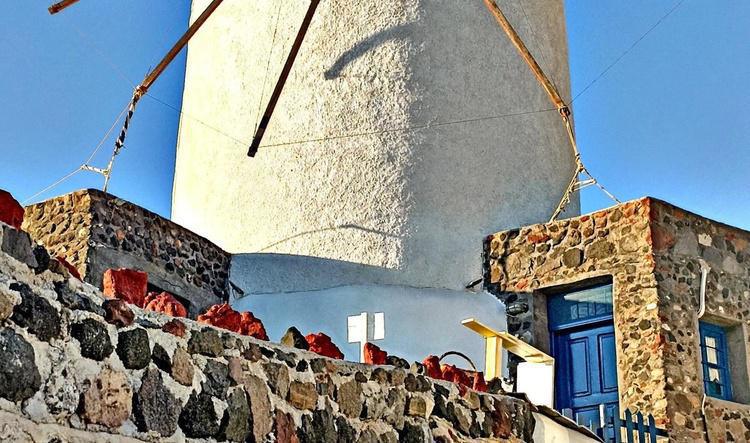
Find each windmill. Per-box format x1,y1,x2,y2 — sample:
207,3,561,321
48,0,616,221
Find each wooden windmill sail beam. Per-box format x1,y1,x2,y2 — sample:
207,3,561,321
482,0,619,221
48,0,80,15
99,0,227,192
248,0,322,157
139,0,226,95
49,0,226,192
482,0,565,111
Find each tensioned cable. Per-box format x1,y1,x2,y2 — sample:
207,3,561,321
61,20,248,148
42,13,560,159
83,102,131,164
43,2,557,153
59,14,137,89
48,0,685,155
40,1,604,159
143,93,251,147
48,0,255,152
570,0,686,104
149,95,556,151
254,0,284,133
22,169,82,205
257,108,558,149
23,102,130,204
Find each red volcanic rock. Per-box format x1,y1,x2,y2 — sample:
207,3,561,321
162,319,187,338
198,303,241,331
102,269,147,307
0,190,24,230
143,292,159,307
305,333,344,360
197,303,268,340
472,371,487,392
56,256,82,280
422,355,485,392
422,355,442,379
526,232,550,244
144,292,187,318
441,364,472,389
237,311,268,340
364,342,387,365
441,364,473,396
102,299,135,328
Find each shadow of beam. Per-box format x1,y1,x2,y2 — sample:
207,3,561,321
324,23,414,80
259,223,400,252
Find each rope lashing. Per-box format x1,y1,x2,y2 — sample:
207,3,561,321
47,0,226,192
82,88,143,193
548,105,620,222
113,89,142,157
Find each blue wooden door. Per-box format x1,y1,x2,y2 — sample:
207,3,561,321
553,323,619,429
547,284,618,432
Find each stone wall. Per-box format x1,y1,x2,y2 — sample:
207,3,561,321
0,224,542,443
484,197,750,442
484,199,663,421
23,190,229,315
650,200,750,442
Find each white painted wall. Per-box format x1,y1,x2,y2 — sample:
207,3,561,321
517,361,555,407
172,0,579,292
231,283,506,368
532,413,601,443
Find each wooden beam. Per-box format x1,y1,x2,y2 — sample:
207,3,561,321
48,0,80,15
462,318,553,380
248,0,322,157
93,0,226,193
482,0,566,110
482,0,620,220
139,0,225,94
48,0,223,95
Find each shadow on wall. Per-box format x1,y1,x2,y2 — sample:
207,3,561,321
232,282,507,366
231,253,406,295
258,223,400,253
324,23,415,79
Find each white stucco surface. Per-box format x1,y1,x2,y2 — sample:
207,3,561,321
173,0,578,291
231,284,506,368
532,413,601,443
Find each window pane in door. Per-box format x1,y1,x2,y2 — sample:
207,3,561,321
548,284,613,328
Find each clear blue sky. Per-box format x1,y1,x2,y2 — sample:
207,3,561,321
1,1,748,230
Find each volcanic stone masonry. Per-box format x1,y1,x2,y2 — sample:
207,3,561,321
484,197,750,442
0,219,542,443
22,189,229,316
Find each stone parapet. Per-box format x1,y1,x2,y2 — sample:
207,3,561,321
22,189,229,316
0,231,539,442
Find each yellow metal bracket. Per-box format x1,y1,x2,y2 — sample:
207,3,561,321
462,318,553,380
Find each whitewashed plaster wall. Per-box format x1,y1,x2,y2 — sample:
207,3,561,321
231,283,506,369
172,0,578,292
532,414,601,443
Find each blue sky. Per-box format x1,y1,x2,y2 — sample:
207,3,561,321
1,1,748,230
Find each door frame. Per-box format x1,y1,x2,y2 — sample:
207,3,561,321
543,280,620,417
